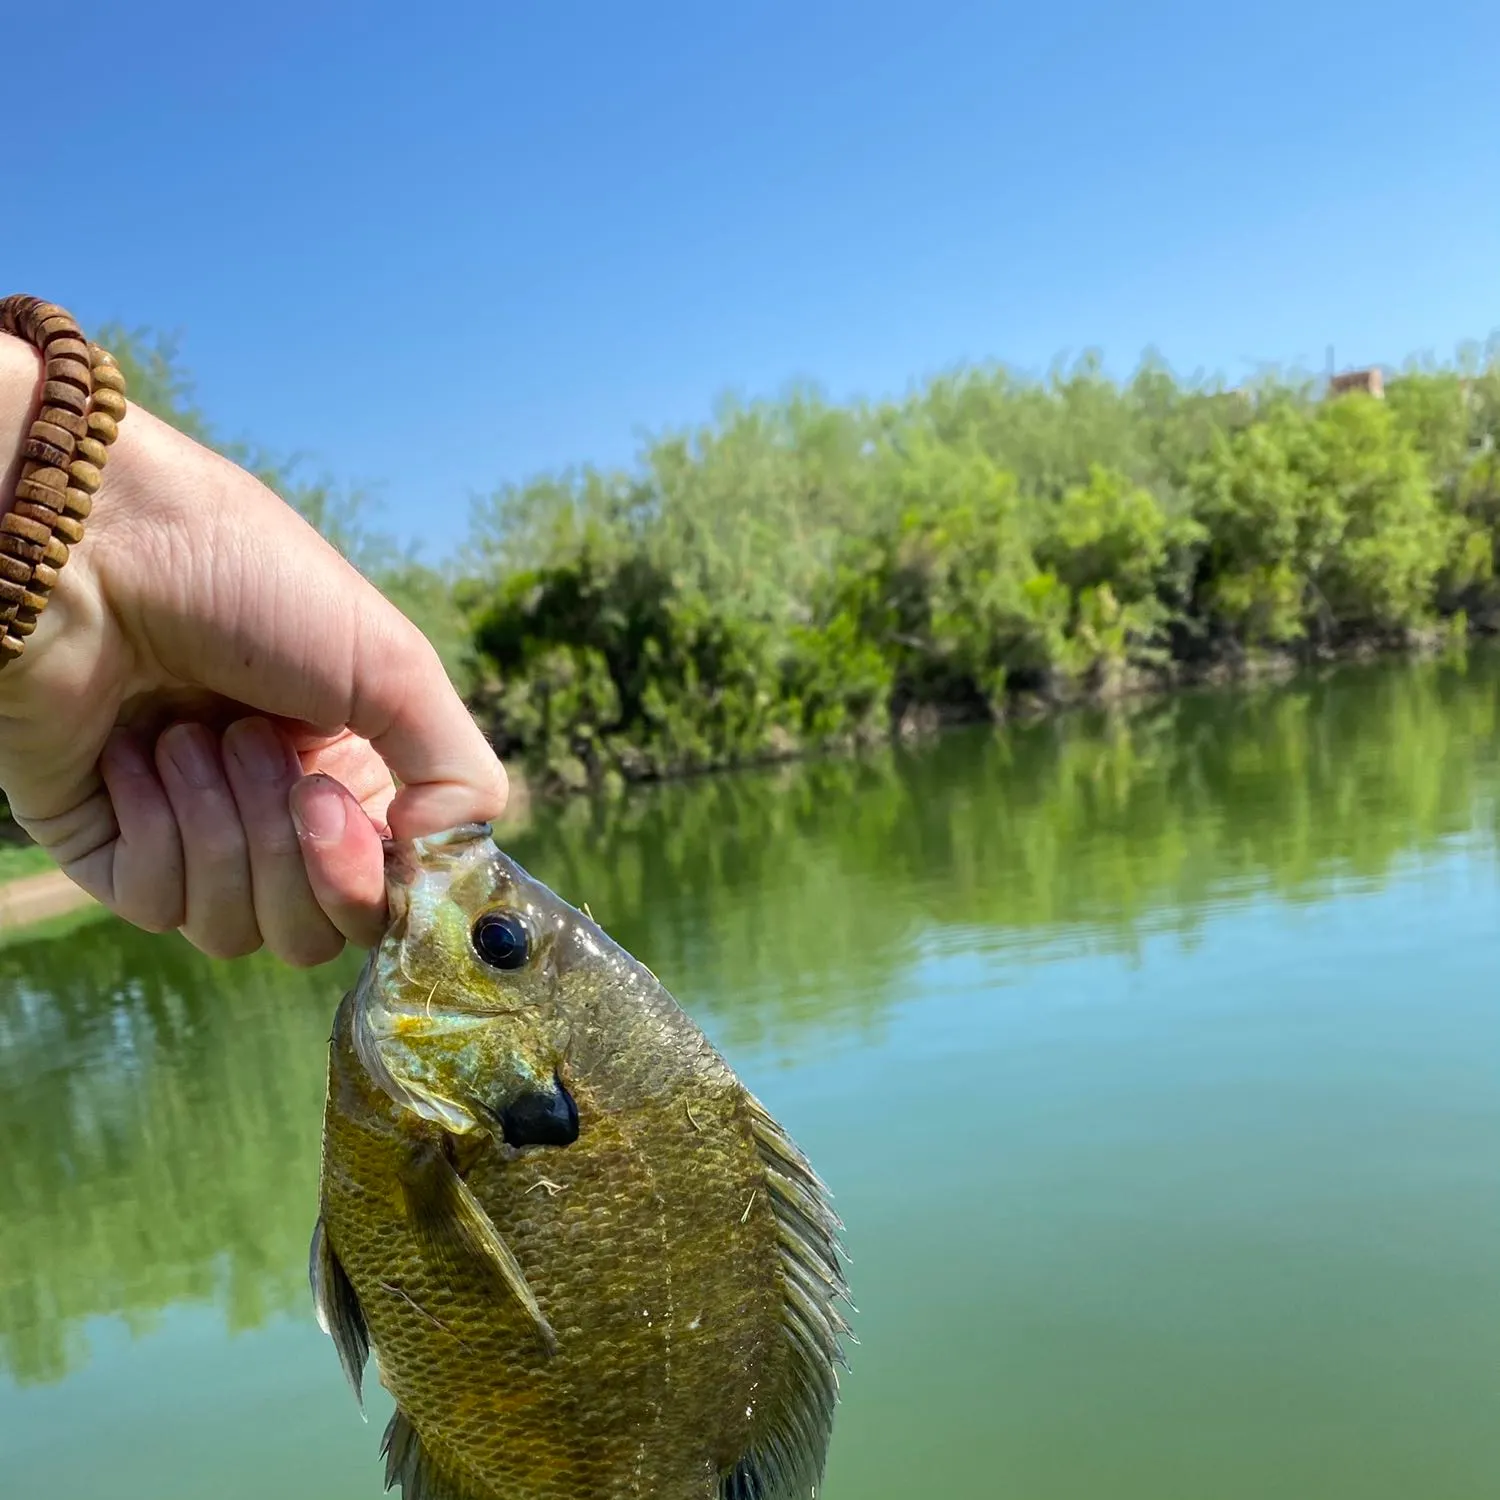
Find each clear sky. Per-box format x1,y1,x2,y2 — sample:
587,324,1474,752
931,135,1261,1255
6,0,1498,558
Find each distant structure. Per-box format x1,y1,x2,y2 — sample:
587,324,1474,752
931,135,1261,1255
1326,365,1384,400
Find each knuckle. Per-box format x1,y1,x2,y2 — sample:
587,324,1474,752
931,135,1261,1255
193,826,250,869
112,884,185,934
134,907,186,936
281,932,346,969
251,823,303,860
191,929,264,962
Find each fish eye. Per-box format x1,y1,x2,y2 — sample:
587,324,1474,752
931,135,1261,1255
471,911,531,971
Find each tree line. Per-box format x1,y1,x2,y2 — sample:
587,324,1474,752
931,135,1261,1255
5,325,1500,819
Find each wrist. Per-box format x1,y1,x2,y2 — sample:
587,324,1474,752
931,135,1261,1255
0,321,115,702
0,332,45,523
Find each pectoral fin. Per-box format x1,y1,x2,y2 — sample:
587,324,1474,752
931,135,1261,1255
309,1217,371,1404
400,1140,558,1354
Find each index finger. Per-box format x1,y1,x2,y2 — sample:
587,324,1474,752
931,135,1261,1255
114,421,510,839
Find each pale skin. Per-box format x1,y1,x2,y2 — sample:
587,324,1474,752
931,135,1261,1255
0,331,509,965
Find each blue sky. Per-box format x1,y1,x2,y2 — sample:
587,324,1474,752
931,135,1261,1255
6,0,1498,558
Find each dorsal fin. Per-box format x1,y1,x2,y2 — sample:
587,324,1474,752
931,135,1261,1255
382,1408,485,1500
722,1092,855,1500
309,1217,370,1405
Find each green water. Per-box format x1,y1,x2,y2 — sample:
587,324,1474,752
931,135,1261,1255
3,652,1500,1498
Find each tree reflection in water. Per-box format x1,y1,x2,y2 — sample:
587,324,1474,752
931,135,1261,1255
2,651,1497,1386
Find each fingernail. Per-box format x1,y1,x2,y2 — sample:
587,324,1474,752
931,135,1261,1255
291,776,348,843
227,718,288,784
162,725,219,790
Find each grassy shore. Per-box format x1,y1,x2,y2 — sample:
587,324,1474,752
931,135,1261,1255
0,843,54,885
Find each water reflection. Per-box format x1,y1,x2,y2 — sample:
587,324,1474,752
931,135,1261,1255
520,651,1500,1039
0,651,1496,1390
0,927,360,1385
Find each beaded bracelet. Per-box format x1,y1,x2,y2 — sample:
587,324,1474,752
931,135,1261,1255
0,294,128,669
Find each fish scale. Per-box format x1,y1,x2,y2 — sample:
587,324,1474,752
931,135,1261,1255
312,825,850,1500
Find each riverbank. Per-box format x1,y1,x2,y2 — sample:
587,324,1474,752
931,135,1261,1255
0,868,94,931
0,627,1477,938
482,619,1478,805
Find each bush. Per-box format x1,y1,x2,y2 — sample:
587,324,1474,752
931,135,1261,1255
462,343,1500,792
1189,395,1447,646
468,546,889,792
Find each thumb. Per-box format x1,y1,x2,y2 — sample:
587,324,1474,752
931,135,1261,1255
336,614,509,839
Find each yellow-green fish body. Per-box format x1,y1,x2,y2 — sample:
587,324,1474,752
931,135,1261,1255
312,825,851,1500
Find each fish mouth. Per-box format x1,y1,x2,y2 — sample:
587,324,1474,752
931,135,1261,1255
383,822,495,907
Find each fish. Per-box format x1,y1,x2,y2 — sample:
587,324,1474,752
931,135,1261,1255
310,822,853,1500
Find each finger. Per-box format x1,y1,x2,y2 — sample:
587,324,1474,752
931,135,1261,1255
97,729,186,932
223,718,345,968
291,729,397,831
367,658,510,840
290,773,388,949
281,613,506,840
100,428,509,842
171,543,507,838
157,722,262,960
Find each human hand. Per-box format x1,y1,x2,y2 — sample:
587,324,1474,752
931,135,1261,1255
0,332,508,964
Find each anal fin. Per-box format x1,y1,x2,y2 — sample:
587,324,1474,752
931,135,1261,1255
400,1138,558,1354
309,1217,370,1404
383,1408,482,1500
720,1455,766,1500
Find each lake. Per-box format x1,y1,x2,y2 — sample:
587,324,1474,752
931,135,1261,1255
2,651,1499,1498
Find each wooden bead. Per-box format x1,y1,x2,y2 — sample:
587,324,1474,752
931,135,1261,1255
13,500,64,529
0,298,30,337
23,302,64,335
30,419,77,454
66,459,102,494
91,388,127,421
40,405,87,439
0,535,46,567
46,355,92,394
45,334,90,363
15,476,66,509
19,460,66,486
0,295,124,671
41,380,88,415
1,514,53,547
10,302,47,341
21,437,70,468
